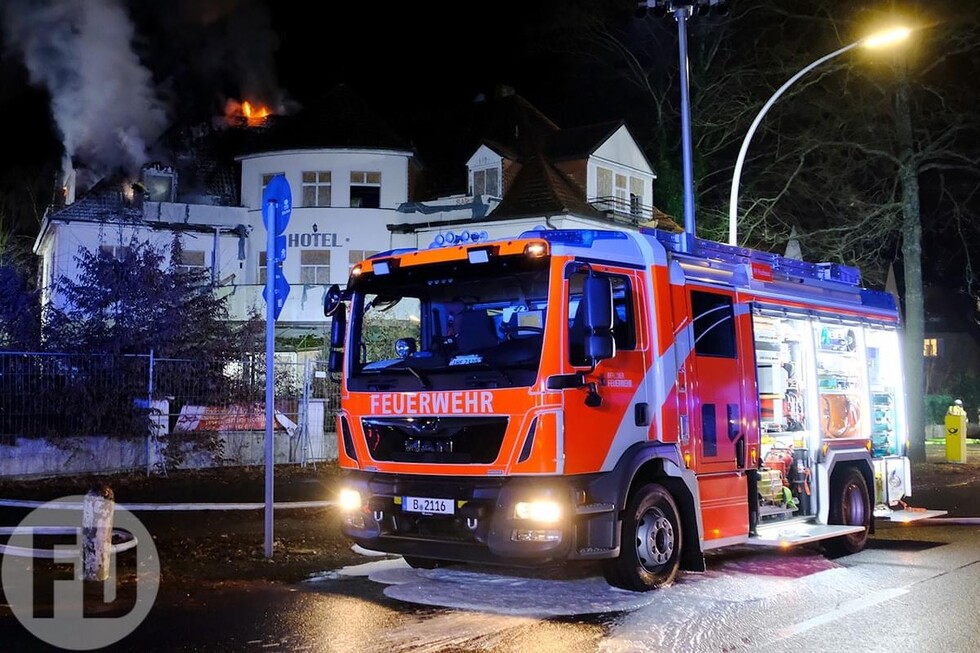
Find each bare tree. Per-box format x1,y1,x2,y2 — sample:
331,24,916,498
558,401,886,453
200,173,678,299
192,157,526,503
534,0,980,461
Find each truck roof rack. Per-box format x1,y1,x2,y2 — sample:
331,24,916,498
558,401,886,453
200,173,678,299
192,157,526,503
646,228,862,288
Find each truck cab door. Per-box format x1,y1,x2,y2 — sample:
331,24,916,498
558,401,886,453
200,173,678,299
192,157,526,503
678,285,758,543
559,266,647,475
684,287,756,473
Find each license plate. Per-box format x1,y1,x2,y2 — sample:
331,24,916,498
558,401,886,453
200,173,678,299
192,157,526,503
402,496,454,515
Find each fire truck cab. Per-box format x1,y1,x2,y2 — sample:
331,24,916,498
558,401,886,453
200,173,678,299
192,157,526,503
327,228,945,592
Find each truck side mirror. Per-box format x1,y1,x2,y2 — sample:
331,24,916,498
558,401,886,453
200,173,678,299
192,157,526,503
327,303,346,375
329,303,346,349
328,349,344,376
582,275,614,362
324,284,343,317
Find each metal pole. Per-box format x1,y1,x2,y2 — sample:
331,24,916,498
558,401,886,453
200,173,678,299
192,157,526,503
727,42,858,245
264,200,276,559
146,348,154,477
212,227,220,284
675,5,696,250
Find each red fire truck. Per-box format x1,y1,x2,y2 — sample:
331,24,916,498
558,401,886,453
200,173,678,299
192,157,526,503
324,227,944,592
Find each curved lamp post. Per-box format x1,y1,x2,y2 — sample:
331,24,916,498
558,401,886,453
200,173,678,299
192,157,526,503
727,26,912,246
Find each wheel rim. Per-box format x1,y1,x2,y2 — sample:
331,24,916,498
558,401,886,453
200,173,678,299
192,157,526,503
843,481,867,526
635,506,674,569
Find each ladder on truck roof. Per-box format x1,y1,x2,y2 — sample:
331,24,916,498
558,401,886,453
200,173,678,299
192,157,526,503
649,229,861,286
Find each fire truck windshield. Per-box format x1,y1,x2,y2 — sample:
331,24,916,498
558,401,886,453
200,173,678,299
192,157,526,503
346,255,550,392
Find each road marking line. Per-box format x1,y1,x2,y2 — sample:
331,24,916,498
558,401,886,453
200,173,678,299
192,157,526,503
768,586,909,644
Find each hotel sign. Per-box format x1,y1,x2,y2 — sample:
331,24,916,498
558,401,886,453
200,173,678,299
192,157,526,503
287,232,340,247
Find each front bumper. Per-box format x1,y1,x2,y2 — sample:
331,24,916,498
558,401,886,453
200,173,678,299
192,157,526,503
337,471,619,566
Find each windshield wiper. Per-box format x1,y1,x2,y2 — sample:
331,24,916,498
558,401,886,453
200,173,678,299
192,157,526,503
399,365,431,389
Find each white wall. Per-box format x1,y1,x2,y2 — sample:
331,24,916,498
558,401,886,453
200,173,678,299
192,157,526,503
239,148,412,210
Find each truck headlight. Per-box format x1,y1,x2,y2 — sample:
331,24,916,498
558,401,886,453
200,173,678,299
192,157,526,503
338,488,362,512
513,500,561,523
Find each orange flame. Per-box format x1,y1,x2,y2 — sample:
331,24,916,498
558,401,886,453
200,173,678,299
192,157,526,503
225,98,273,127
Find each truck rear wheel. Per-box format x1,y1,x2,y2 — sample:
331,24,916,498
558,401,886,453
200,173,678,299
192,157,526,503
602,483,682,592
823,467,871,556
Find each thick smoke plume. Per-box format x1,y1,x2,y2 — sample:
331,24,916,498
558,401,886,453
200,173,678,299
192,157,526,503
2,0,287,198
2,0,169,186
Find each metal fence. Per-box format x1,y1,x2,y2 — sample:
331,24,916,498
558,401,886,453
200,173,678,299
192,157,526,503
0,351,341,462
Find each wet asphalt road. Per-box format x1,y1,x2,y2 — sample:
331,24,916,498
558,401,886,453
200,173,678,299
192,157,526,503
2,519,979,652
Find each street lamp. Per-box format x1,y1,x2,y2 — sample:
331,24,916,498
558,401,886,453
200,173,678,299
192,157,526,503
727,26,912,246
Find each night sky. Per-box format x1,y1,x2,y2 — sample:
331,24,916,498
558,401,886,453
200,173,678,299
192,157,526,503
0,1,665,255
0,0,651,240
1,0,976,302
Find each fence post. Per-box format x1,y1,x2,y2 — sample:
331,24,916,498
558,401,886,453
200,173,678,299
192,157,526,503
300,358,312,468
82,485,115,581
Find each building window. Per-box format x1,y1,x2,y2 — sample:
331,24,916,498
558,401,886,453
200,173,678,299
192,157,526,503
349,249,379,270
923,338,942,357
99,245,131,260
350,171,381,208
302,171,331,207
176,250,207,274
615,173,628,206
261,173,285,202
258,251,267,285
630,177,646,219
142,169,177,202
597,167,613,199
472,168,500,197
300,250,331,284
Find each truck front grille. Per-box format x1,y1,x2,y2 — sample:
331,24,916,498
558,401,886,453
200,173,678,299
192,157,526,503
361,416,508,464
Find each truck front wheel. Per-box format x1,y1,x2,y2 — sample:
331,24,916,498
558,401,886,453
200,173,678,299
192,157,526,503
602,483,682,591
823,467,871,556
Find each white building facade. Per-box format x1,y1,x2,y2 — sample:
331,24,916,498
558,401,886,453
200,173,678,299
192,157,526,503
34,96,662,338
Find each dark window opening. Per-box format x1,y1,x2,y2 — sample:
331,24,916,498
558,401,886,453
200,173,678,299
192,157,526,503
692,291,736,358
568,271,636,366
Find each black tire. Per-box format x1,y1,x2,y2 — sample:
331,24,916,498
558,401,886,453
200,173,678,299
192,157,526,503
823,467,871,556
602,483,682,592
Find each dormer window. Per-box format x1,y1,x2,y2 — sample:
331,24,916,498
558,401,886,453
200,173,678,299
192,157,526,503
142,165,177,202
472,167,500,197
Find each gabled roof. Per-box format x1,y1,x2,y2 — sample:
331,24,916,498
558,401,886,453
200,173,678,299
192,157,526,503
488,155,604,221
469,89,560,158
45,176,143,224
249,84,414,153
543,121,623,161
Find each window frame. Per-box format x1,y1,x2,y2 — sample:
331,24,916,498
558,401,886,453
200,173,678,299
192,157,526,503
299,249,331,285
567,270,636,367
691,290,737,359
301,171,332,207
350,171,381,208
175,249,207,274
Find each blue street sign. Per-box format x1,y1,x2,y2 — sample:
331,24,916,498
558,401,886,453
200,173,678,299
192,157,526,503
275,235,287,263
262,263,290,321
262,175,292,235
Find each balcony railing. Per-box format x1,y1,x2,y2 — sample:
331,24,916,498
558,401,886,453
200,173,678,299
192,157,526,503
588,196,655,226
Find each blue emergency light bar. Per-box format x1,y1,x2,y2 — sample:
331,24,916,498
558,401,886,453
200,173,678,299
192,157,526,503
517,229,629,247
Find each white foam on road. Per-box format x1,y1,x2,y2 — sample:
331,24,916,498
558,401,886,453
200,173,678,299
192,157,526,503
377,566,659,617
